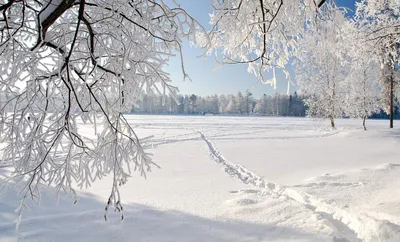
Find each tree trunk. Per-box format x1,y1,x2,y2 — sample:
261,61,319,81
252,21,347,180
330,116,335,129
363,70,367,131
246,96,249,115
390,73,394,129
363,115,366,131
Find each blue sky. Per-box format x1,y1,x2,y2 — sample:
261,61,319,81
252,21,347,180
165,0,358,98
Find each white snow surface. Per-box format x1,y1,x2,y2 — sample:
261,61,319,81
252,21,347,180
1,116,400,242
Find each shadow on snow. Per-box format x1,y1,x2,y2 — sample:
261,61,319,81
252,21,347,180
0,185,324,242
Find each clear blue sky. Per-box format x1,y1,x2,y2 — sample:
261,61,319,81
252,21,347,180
165,0,358,98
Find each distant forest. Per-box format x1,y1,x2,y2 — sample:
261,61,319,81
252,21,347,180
131,91,399,119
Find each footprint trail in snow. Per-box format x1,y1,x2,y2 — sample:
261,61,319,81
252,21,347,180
198,130,400,242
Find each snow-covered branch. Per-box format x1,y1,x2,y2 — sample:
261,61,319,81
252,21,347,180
0,0,204,218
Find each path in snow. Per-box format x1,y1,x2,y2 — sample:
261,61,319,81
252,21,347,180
198,130,400,242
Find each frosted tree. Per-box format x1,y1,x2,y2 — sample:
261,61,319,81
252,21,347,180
355,0,400,128
226,95,237,113
189,94,198,114
0,0,206,219
235,92,246,114
343,37,382,130
291,92,306,117
245,90,253,114
209,95,219,113
254,94,268,115
183,95,190,114
295,5,351,128
218,94,228,113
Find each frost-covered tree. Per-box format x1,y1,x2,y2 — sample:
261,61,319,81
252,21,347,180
254,94,268,115
189,94,198,114
344,61,382,130
295,5,351,128
235,92,246,114
183,95,190,114
343,38,382,130
355,0,400,128
226,94,237,113
209,95,219,113
0,0,205,218
291,92,307,117
218,94,228,113
245,90,253,114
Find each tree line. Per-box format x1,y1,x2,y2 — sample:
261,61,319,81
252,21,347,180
130,91,310,117
130,90,399,121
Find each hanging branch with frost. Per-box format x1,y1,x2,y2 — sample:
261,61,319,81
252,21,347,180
199,0,326,86
0,0,207,220
355,0,400,67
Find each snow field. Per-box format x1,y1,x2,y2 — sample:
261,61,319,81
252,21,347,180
1,116,400,242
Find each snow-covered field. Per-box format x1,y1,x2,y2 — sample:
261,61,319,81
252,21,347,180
1,116,400,242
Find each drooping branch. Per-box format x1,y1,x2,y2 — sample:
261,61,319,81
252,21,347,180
0,0,205,220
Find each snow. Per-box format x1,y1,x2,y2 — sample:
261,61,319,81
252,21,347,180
1,116,400,242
